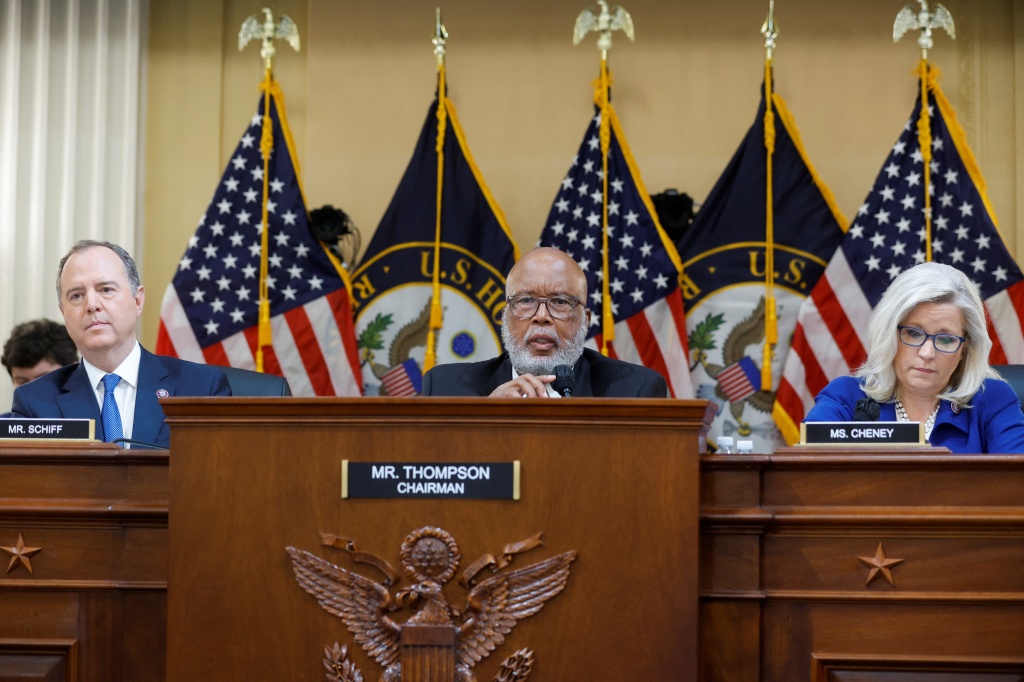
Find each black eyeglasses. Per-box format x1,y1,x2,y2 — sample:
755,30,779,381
506,294,581,320
897,325,967,353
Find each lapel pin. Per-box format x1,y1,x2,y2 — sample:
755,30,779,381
156,389,170,398
950,402,960,415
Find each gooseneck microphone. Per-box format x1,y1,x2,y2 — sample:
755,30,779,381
552,365,575,398
853,397,880,421
112,438,169,451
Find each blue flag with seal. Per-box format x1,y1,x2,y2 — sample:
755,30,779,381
677,78,847,452
351,76,519,396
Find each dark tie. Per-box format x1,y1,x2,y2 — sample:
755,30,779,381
101,373,124,445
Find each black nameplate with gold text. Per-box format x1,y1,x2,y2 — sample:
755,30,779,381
800,421,923,445
342,461,520,500
0,418,95,441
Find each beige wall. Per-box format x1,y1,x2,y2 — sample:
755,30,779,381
141,0,1022,346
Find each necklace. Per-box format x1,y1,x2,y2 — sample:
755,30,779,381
894,399,941,441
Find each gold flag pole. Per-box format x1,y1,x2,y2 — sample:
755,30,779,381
894,1,955,263
760,0,778,391
423,8,448,373
238,7,301,372
573,0,634,356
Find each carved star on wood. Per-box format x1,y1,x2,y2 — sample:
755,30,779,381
858,542,903,587
2,533,42,575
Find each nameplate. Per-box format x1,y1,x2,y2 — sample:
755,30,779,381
0,418,95,441
342,461,520,500
800,421,923,445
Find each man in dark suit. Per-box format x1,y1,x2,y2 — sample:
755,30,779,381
422,247,667,398
12,240,230,447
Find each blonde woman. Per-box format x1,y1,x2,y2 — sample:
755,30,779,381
805,262,1024,453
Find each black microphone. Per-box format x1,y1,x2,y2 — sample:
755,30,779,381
111,438,169,451
854,398,880,421
553,365,574,398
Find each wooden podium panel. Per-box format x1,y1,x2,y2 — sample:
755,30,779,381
0,442,168,682
700,448,1024,681
163,398,713,681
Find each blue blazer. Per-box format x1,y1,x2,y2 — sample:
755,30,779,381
805,375,1024,454
11,347,231,448
421,347,668,398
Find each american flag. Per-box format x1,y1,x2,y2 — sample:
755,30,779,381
718,358,760,403
381,359,422,397
156,81,362,397
775,70,1024,441
539,98,692,398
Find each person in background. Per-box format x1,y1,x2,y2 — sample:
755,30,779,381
2,319,79,387
1,319,79,417
804,261,1024,453
421,247,667,398
11,240,230,447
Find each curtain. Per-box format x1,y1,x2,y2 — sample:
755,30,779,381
0,0,145,407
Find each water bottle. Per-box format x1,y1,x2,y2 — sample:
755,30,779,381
716,436,735,454
736,440,754,454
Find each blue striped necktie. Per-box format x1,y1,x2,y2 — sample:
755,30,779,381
101,373,124,445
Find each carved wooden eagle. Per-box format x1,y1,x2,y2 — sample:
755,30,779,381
286,544,576,681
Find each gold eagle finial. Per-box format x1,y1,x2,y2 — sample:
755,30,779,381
893,0,955,60
761,0,779,59
239,7,301,72
432,7,448,66
573,0,634,59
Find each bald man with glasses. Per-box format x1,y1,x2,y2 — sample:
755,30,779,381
421,247,667,398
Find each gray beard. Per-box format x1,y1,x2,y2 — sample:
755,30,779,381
501,316,588,376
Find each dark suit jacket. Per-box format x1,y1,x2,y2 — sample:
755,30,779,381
11,347,231,448
421,347,668,398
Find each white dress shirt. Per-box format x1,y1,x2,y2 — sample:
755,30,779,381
82,341,141,443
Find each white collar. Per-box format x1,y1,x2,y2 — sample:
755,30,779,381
82,341,142,389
